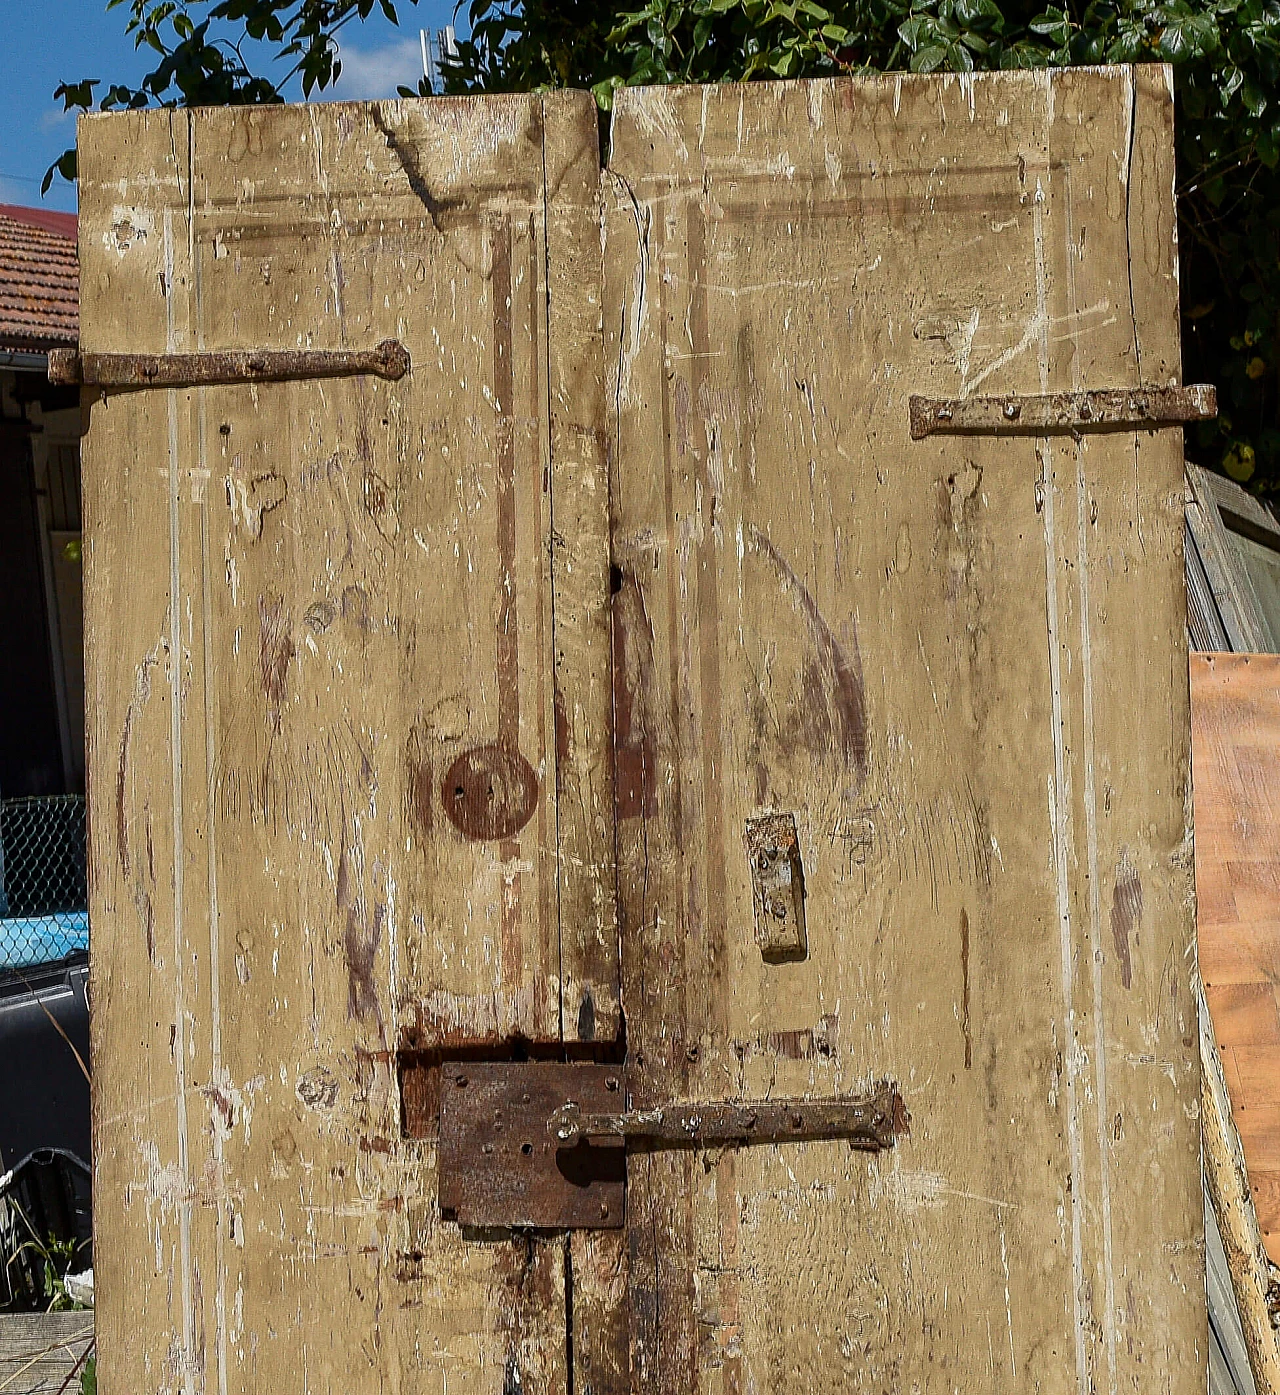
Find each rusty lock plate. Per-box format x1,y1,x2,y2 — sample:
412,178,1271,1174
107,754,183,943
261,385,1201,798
437,1062,626,1229
438,1062,905,1229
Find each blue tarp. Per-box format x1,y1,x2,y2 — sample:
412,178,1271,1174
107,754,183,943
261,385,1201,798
0,912,89,968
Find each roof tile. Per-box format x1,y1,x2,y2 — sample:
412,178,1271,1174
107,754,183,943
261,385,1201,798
0,205,78,353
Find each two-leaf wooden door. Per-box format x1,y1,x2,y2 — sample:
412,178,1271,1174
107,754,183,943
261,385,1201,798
81,68,1205,1395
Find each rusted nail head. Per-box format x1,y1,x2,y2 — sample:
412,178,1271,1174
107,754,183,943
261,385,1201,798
1003,400,1020,420
455,1074,468,1088
600,1202,610,1218
377,339,411,380
605,1077,619,1092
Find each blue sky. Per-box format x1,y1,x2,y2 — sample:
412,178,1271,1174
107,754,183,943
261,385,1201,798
0,0,466,214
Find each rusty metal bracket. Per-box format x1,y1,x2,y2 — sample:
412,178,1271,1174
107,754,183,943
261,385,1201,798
548,1084,904,1151
437,1061,905,1229
746,812,807,960
908,384,1216,439
47,339,410,391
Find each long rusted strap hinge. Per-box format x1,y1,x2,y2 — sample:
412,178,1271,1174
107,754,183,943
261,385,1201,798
48,339,410,391
436,1061,907,1229
909,383,1216,439
548,1088,904,1149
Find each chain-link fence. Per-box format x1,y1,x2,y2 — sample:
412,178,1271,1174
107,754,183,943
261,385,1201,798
0,797,88,970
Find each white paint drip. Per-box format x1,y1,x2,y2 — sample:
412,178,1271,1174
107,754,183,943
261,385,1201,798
164,202,197,1395
1000,1221,1017,1377
1035,176,1091,1395
1065,153,1119,1395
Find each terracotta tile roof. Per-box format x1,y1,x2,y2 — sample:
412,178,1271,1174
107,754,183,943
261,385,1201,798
0,204,78,353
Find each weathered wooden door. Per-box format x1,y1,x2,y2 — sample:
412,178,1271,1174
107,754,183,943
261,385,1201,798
81,69,1203,1395
80,93,617,1395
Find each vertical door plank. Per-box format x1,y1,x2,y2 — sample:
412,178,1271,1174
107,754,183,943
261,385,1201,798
80,95,610,1395
604,69,1202,1394
542,94,620,1044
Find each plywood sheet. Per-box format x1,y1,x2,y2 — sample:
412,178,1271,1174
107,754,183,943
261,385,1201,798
1192,652,1280,1264
602,68,1202,1393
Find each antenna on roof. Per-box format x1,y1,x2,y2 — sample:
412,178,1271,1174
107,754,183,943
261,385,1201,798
424,26,457,94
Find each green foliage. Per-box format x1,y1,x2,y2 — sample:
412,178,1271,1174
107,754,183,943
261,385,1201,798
7,1228,89,1311
81,1353,97,1395
50,0,1280,489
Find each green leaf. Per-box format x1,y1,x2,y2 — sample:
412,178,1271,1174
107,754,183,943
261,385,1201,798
1241,73,1268,115
1030,8,1072,43
591,74,624,110
911,41,949,67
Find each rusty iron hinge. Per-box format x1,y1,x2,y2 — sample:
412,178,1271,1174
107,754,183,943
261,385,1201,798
437,1061,906,1229
908,384,1216,439
548,1093,900,1149
47,339,410,391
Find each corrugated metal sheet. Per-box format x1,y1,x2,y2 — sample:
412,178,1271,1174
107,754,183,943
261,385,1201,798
0,205,78,352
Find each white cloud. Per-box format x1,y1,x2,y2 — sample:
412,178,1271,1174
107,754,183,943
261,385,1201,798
326,36,426,101
41,107,74,132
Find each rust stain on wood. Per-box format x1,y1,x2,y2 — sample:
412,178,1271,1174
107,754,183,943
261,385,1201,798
441,743,538,842
611,567,658,820
403,724,433,838
960,907,973,1068
747,527,868,780
1110,848,1142,991
492,217,520,748
257,594,294,732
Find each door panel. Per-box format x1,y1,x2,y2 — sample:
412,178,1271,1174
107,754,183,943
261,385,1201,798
80,70,1204,1395
81,94,612,1395
602,69,1201,1393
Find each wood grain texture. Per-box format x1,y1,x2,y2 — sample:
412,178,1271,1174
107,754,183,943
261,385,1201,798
79,95,610,1395
604,68,1202,1393
1193,653,1280,1266
0,1316,94,1395
1201,980,1280,1395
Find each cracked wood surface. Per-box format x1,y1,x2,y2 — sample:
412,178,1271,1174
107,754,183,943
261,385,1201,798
600,68,1201,1394
80,94,611,1395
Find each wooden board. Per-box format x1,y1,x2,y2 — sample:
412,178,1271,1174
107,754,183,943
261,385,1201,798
0,1315,94,1395
599,68,1202,1393
80,69,1206,1395
79,95,613,1395
1192,653,1280,1264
